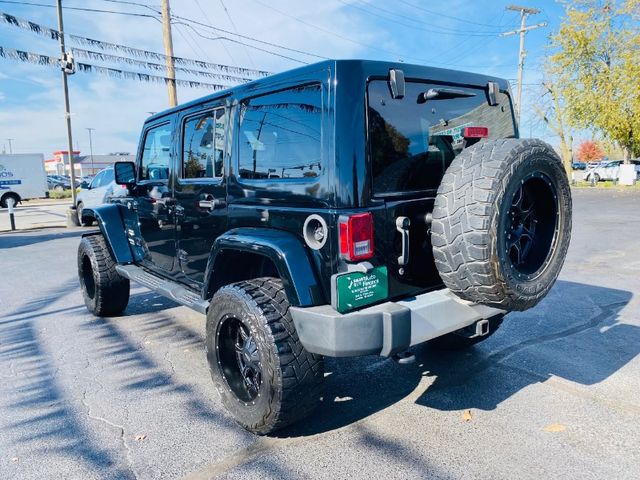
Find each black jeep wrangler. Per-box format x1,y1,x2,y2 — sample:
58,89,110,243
77,60,571,434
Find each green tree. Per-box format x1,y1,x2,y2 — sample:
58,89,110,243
548,0,640,162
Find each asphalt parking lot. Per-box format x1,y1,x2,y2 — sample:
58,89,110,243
1,188,639,480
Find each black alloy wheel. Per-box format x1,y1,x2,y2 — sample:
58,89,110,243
505,172,558,277
206,277,324,434
216,316,263,403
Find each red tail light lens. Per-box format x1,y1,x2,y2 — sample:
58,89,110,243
339,213,374,261
463,126,489,138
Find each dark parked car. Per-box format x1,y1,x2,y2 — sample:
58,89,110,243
572,161,587,170
46,175,71,191
76,60,572,434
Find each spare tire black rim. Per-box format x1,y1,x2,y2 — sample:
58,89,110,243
504,172,558,277
217,316,262,403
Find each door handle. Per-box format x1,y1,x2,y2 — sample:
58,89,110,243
396,216,410,267
198,199,215,210
198,194,224,211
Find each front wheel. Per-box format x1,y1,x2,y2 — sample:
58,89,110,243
77,235,130,316
206,277,324,434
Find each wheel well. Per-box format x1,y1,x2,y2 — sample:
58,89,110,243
206,250,280,299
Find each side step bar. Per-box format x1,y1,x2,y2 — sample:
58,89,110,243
116,264,209,314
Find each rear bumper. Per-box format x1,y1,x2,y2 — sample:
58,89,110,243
289,288,505,357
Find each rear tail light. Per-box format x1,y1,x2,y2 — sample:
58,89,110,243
339,212,374,261
463,126,489,138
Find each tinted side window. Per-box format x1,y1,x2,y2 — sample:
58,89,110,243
182,109,225,178
238,83,322,180
140,124,172,180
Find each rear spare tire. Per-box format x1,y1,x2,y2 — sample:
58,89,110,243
431,139,571,311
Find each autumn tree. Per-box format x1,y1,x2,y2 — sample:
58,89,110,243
576,140,606,161
548,0,640,163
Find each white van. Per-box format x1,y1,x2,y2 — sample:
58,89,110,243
0,154,48,208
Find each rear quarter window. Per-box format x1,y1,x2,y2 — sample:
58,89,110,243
367,80,516,195
238,83,322,180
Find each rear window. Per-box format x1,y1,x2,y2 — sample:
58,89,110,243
367,80,516,195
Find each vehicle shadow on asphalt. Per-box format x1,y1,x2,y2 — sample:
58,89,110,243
0,229,85,249
279,279,636,437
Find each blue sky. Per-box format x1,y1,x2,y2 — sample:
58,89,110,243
0,0,567,156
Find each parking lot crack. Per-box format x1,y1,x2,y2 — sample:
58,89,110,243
81,388,138,479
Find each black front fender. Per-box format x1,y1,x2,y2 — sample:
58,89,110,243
84,203,146,264
205,228,323,307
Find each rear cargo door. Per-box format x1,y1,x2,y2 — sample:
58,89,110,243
366,78,516,300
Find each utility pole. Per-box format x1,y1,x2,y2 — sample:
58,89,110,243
161,0,177,107
56,0,78,206
6,139,13,154
86,128,95,175
501,5,547,128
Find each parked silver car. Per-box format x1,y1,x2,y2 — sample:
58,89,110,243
584,160,640,182
76,166,129,226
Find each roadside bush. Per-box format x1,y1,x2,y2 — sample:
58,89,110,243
48,187,80,199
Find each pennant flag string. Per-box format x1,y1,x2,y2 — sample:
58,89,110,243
0,46,229,91
0,11,271,78
71,48,254,83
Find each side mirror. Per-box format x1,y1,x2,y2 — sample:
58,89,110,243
114,161,136,185
80,181,89,189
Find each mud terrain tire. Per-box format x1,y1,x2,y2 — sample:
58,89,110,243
206,277,324,435
77,235,130,316
431,139,571,311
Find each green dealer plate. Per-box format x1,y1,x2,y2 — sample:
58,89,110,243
335,266,388,313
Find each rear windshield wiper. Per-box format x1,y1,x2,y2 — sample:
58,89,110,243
417,88,476,104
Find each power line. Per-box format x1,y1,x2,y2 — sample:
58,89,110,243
175,21,309,64
248,0,435,63
0,0,160,18
218,0,255,67
171,13,327,60
191,0,238,65
101,0,327,61
396,0,514,29
0,44,231,90
0,11,271,76
339,0,505,36
501,5,547,125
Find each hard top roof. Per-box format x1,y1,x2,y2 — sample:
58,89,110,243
146,59,512,123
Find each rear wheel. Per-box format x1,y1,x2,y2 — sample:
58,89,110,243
431,139,572,311
77,235,130,316
206,277,324,434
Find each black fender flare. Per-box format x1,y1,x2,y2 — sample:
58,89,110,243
204,228,323,307
83,203,146,264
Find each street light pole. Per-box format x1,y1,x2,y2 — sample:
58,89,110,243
55,0,78,206
86,128,95,175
